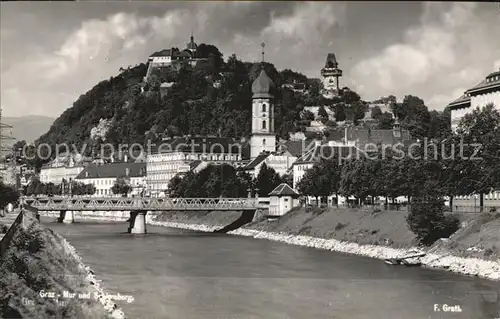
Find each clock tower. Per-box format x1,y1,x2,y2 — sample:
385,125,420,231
321,53,343,99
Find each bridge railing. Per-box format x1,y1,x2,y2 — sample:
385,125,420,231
21,196,261,211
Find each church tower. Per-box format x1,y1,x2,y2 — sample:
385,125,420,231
321,53,343,99
250,43,276,159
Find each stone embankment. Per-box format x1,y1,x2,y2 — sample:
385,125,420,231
0,210,127,318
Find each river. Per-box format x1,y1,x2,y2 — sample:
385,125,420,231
42,217,499,319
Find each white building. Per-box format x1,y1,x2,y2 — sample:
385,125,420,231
448,68,500,132
244,151,297,179
75,162,147,197
268,183,300,217
146,136,244,194
292,144,359,189
39,155,87,185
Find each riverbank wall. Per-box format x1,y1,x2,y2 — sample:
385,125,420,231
0,210,126,318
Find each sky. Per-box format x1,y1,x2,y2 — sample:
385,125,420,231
1,1,499,118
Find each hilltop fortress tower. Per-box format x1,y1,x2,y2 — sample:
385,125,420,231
321,53,343,99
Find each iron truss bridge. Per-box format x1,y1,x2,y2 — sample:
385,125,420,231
22,196,263,211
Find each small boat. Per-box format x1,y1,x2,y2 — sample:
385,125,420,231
384,253,426,267
384,258,401,265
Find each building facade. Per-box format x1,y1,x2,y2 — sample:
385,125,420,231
75,162,147,197
146,136,244,194
448,69,500,132
268,183,300,217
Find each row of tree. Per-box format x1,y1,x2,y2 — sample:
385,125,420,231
168,163,285,198
298,104,500,207
24,176,135,197
25,178,96,196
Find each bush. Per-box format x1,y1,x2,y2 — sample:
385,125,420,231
0,225,8,234
406,197,460,246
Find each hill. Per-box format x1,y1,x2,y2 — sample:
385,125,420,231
35,43,450,162
3,115,54,143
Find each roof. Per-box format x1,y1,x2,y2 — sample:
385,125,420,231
323,53,339,69
152,136,243,155
244,153,269,170
269,183,299,197
150,49,172,57
293,145,360,165
189,160,203,170
279,140,313,158
325,127,411,146
75,162,146,179
448,94,471,109
448,69,500,109
252,68,275,99
466,70,500,94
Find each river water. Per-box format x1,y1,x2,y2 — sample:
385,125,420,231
42,218,499,319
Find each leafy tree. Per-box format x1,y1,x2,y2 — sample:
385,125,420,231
318,106,328,119
0,182,19,210
370,106,382,120
254,163,282,197
406,196,459,246
111,177,132,197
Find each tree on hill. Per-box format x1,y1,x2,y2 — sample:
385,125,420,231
111,177,132,197
318,106,328,120
0,182,19,210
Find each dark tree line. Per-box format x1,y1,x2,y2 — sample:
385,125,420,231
169,163,286,198
25,178,96,196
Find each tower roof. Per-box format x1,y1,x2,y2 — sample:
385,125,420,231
324,53,338,69
187,33,197,51
252,68,275,99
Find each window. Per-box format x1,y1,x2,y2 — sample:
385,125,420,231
263,139,266,146
262,120,266,130
262,104,266,112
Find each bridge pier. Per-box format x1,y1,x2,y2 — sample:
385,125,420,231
128,210,147,234
63,211,74,224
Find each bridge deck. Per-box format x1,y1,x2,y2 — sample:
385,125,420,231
22,197,263,211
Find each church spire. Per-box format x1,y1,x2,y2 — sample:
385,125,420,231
261,42,265,63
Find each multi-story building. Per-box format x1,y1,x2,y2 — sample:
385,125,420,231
39,155,87,185
448,68,500,132
146,136,245,194
75,162,147,197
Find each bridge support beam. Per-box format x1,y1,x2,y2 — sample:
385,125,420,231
63,211,74,224
128,210,147,234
